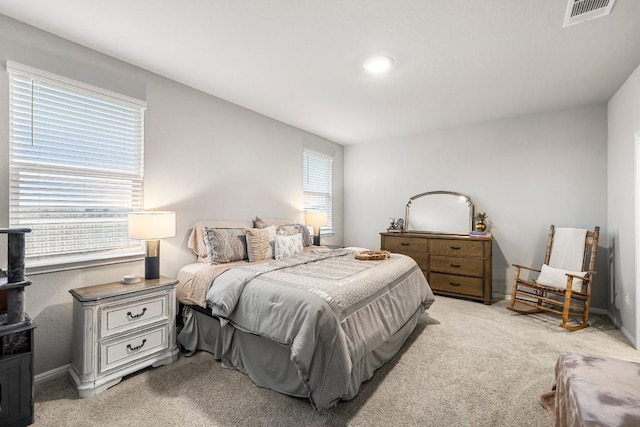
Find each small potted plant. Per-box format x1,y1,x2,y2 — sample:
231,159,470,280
474,212,488,232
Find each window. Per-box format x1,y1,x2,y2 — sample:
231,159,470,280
7,61,146,266
303,150,333,234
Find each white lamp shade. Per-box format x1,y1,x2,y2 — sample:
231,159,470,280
128,211,176,240
305,211,328,228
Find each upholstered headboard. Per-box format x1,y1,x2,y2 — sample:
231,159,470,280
188,217,300,262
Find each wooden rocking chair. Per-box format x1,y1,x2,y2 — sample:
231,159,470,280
508,225,599,331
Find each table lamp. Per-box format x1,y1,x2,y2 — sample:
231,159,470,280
305,211,328,246
128,211,176,279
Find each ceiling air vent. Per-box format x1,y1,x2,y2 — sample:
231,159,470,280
563,0,616,28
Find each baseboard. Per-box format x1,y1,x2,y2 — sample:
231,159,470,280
622,324,639,350
605,311,638,349
35,364,71,384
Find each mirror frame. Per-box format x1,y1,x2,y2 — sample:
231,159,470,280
404,191,474,235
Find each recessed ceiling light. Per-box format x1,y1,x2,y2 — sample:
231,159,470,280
363,55,394,74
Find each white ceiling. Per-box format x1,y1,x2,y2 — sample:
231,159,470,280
1,0,640,145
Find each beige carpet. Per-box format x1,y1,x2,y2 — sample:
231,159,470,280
33,297,640,426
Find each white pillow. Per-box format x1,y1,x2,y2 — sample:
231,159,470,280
536,264,587,292
274,233,304,260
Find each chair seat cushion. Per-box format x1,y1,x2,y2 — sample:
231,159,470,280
537,264,587,292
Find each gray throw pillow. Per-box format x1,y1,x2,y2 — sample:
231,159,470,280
203,227,248,264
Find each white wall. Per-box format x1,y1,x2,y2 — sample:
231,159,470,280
0,15,343,374
344,105,608,306
607,63,640,346
143,73,344,277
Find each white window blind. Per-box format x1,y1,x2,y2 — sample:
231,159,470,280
303,150,333,234
7,62,146,264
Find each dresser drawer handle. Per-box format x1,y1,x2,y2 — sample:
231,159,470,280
400,242,410,246
127,307,147,320
450,264,461,268
127,339,147,352
450,246,461,250
449,282,461,287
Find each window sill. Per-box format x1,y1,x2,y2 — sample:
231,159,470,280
25,250,145,276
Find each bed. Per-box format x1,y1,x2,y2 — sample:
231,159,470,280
175,219,435,410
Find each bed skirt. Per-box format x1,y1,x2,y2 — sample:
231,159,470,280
177,304,424,408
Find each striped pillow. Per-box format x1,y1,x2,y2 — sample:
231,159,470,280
246,226,276,262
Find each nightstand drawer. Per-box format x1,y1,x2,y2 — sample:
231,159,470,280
430,255,484,277
100,292,169,338
430,239,484,257
99,325,169,375
429,272,484,297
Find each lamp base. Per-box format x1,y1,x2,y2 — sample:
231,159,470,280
313,235,321,246
144,239,160,279
145,256,159,280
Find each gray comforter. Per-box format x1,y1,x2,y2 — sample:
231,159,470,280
205,248,435,409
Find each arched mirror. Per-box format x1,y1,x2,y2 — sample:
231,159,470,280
404,191,474,235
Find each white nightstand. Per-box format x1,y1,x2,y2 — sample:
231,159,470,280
69,276,180,398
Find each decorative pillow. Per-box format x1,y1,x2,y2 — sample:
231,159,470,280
536,264,587,292
188,220,253,261
276,224,313,247
245,225,277,262
254,217,297,229
274,233,304,260
203,227,248,264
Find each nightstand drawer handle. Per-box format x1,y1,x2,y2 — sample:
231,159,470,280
449,282,461,287
450,264,461,268
450,246,461,250
400,242,410,246
127,307,147,319
127,339,147,352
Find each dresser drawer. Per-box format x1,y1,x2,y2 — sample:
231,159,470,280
429,272,484,297
383,236,429,253
99,291,170,338
399,252,428,270
430,239,484,257
99,325,169,375
430,255,484,277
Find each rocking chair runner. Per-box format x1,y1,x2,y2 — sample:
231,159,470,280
508,225,600,331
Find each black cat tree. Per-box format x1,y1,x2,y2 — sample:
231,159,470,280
0,227,35,426
0,227,32,328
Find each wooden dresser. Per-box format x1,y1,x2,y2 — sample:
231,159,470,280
381,232,493,304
